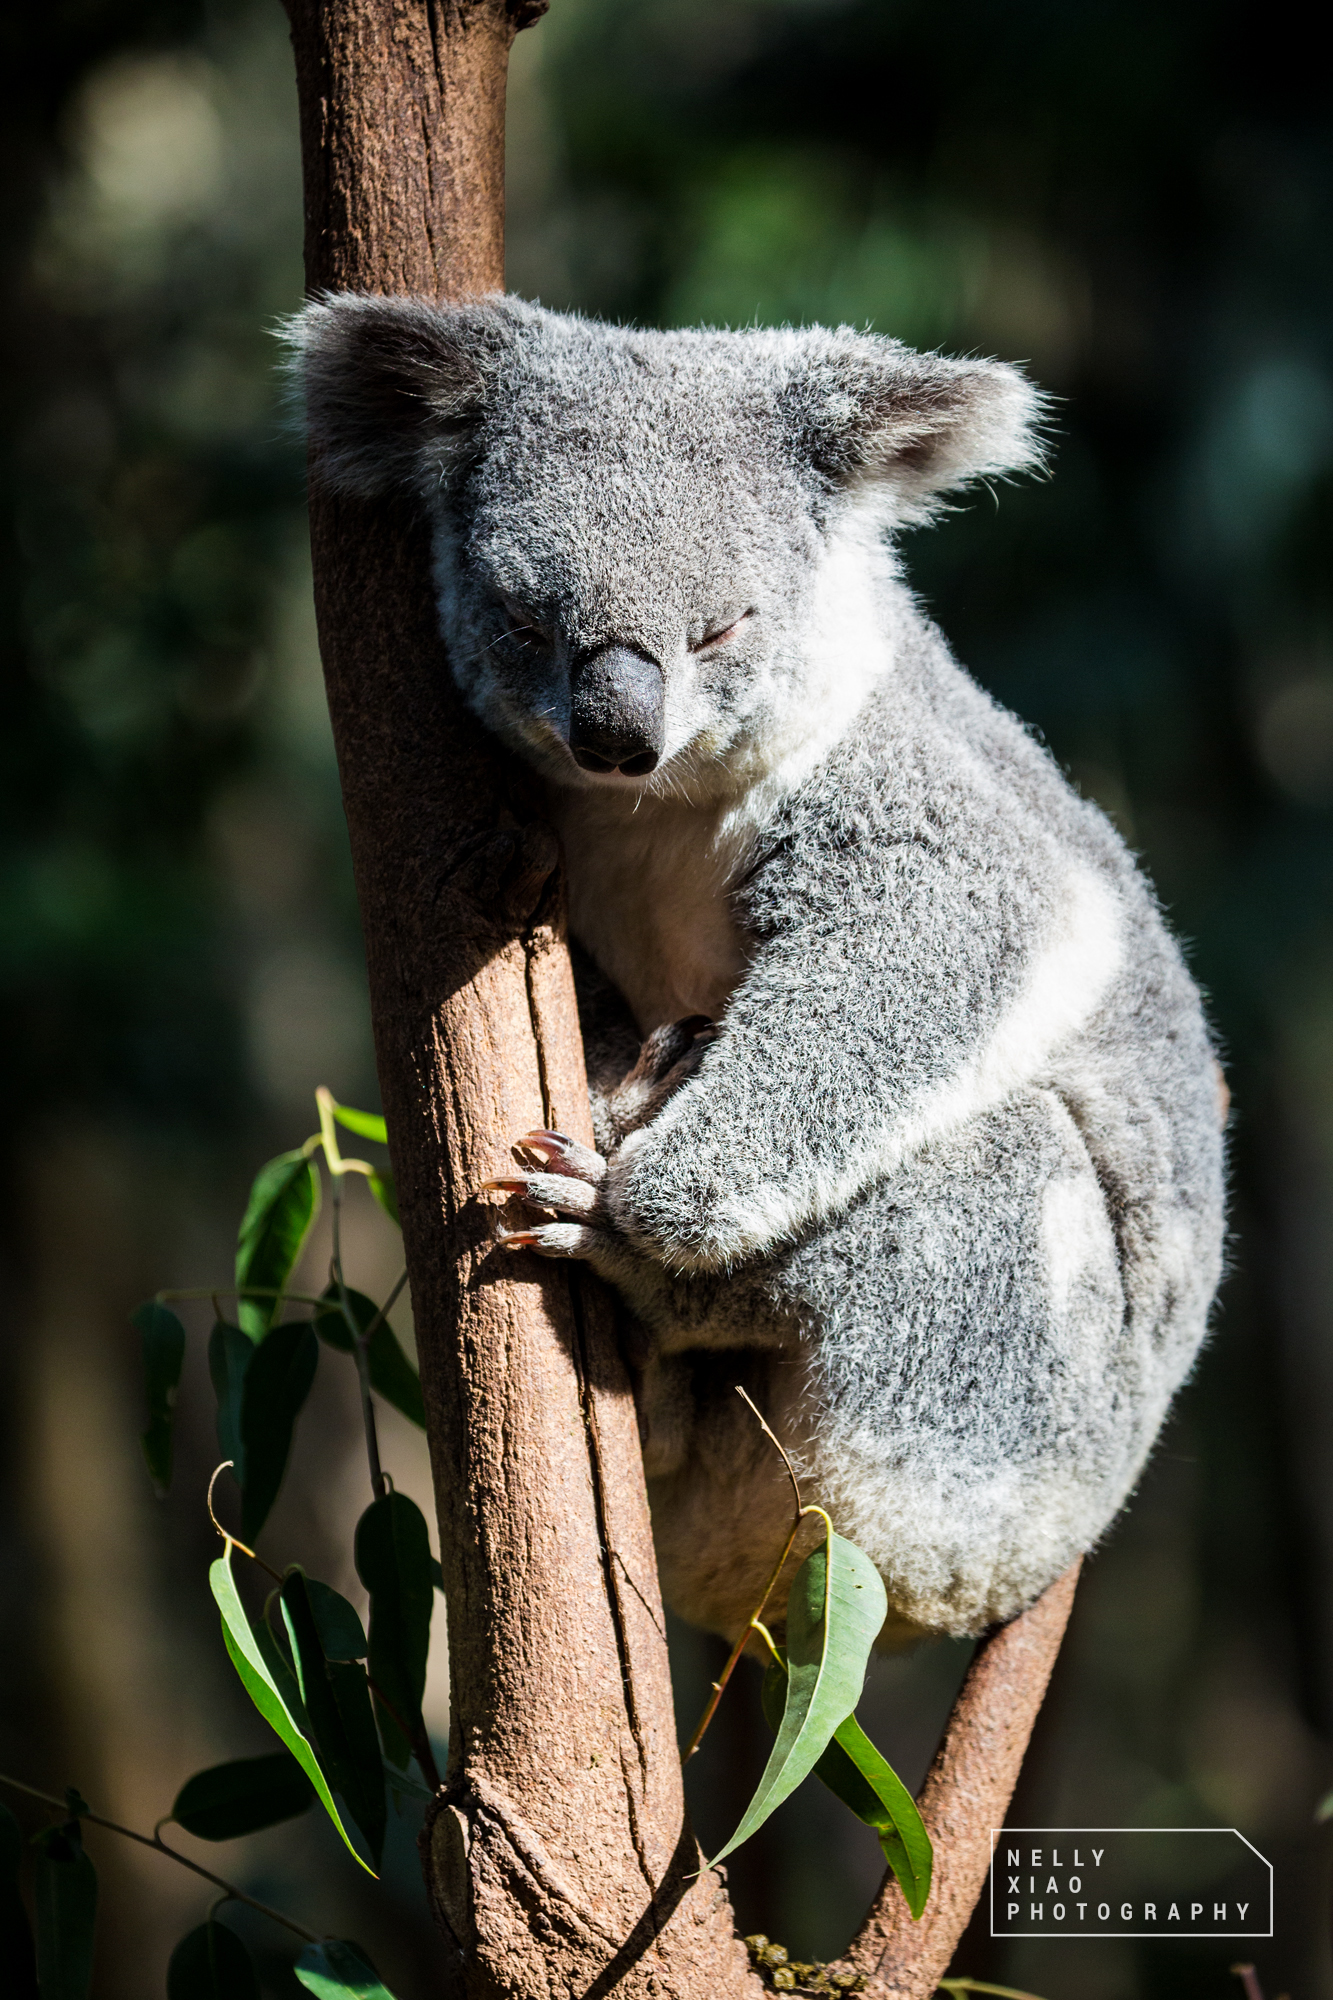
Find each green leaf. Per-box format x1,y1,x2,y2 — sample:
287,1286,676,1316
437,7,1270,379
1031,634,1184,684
760,1666,931,1919
238,1323,319,1542
329,1104,388,1146
167,1919,260,2000
294,1939,397,1999
708,1528,887,1868
354,1493,434,1769
281,1571,386,1869
235,1150,320,1342
305,1578,368,1662
367,1171,399,1228
429,1557,444,1594
209,1545,373,1874
209,1321,252,1484
315,1288,423,1431
132,1301,186,1495
1,1803,38,1999
32,1822,96,2000
170,1752,315,1841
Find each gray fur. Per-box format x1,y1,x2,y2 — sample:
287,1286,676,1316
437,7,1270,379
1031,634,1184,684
286,294,1225,1645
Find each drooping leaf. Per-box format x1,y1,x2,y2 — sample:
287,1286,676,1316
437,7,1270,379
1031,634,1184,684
708,1529,887,1867
238,1323,319,1542
281,1571,386,1868
429,1557,444,1595
304,1578,368,1663
32,1822,96,2000
254,1611,310,1731
132,1301,186,1495
209,1321,252,1484
329,1103,388,1146
170,1752,315,1841
209,1546,373,1874
761,1664,931,1919
294,1939,397,1999
235,1150,320,1342
167,1919,260,2000
1,1803,38,1999
367,1172,399,1228
354,1493,433,1768
315,1288,423,1431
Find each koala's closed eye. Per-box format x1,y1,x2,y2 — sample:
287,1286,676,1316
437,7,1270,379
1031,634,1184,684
500,603,554,650
691,611,753,652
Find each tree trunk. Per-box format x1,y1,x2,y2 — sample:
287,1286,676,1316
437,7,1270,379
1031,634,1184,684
282,3,754,1994
280,4,1077,1995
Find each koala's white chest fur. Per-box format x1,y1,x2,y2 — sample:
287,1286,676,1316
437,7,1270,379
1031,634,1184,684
549,789,751,1033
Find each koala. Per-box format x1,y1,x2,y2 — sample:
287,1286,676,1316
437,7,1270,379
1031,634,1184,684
288,293,1226,1647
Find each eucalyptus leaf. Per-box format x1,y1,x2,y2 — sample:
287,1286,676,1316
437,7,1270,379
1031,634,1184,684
305,1577,368,1662
238,1322,318,1542
167,1919,260,2000
209,1545,373,1874
281,1571,386,1868
208,1321,252,1484
367,1171,399,1228
1,1802,38,1999
171,1752,314,1841
354,1493,433,1768
294,1939,397,1999
761,1664,931,1919
235,1150,320,1341
329,1103,388,1145
315,1288,423,1431
32,1822,96,2000
132,1301,186,1494
708,1528,887,1867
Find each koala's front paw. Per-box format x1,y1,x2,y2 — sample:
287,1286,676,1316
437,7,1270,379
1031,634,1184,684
482,1128,613,1261
604,1014,717,1141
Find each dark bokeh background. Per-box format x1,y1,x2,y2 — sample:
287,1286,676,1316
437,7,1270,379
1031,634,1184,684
2,1,1330,1995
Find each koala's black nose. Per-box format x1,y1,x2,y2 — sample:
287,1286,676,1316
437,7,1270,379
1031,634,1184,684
568,645,664,776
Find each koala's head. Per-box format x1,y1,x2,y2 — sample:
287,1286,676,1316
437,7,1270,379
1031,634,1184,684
286,294,1042,794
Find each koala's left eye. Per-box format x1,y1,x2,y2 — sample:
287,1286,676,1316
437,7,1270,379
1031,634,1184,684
503,608,553,651
692,611,753,653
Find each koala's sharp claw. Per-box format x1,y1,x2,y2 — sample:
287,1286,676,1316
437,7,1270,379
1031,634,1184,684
498,1220,606,1261
485,1170,601,1218
515,1129,607,1184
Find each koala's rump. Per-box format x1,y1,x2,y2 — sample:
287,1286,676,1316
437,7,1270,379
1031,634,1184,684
643,1085,1210,1645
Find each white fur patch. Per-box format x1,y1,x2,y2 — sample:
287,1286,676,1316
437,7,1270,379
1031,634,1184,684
552,518,896,1033
1041,1171,1114,1322
703,862,1126,1259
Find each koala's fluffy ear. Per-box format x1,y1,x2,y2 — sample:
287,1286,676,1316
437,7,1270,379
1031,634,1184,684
281,292,512,497
781,332,1047,520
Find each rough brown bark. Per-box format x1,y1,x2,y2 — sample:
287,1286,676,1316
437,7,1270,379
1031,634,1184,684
283,3,754,1994
281,3,1077,1994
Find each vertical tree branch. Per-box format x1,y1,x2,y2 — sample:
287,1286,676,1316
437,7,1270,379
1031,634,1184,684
281,3,755,1992
841,1565,1081,2000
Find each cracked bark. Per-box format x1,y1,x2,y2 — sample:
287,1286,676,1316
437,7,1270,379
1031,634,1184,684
280,3,1078,1994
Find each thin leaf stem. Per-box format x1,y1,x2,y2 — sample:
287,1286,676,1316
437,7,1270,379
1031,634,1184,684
0,1773,319,1944
681,1391,831,1765
366,1674,442,1794
937,1982,1052,2000
206,1462,283,1582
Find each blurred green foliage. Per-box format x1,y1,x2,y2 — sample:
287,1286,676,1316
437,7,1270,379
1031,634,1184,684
1,0,1331,1995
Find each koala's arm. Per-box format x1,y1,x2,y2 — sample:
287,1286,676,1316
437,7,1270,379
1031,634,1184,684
597,784,1126,1275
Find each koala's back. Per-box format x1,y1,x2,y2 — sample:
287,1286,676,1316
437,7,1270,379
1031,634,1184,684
629,605,1225,1641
